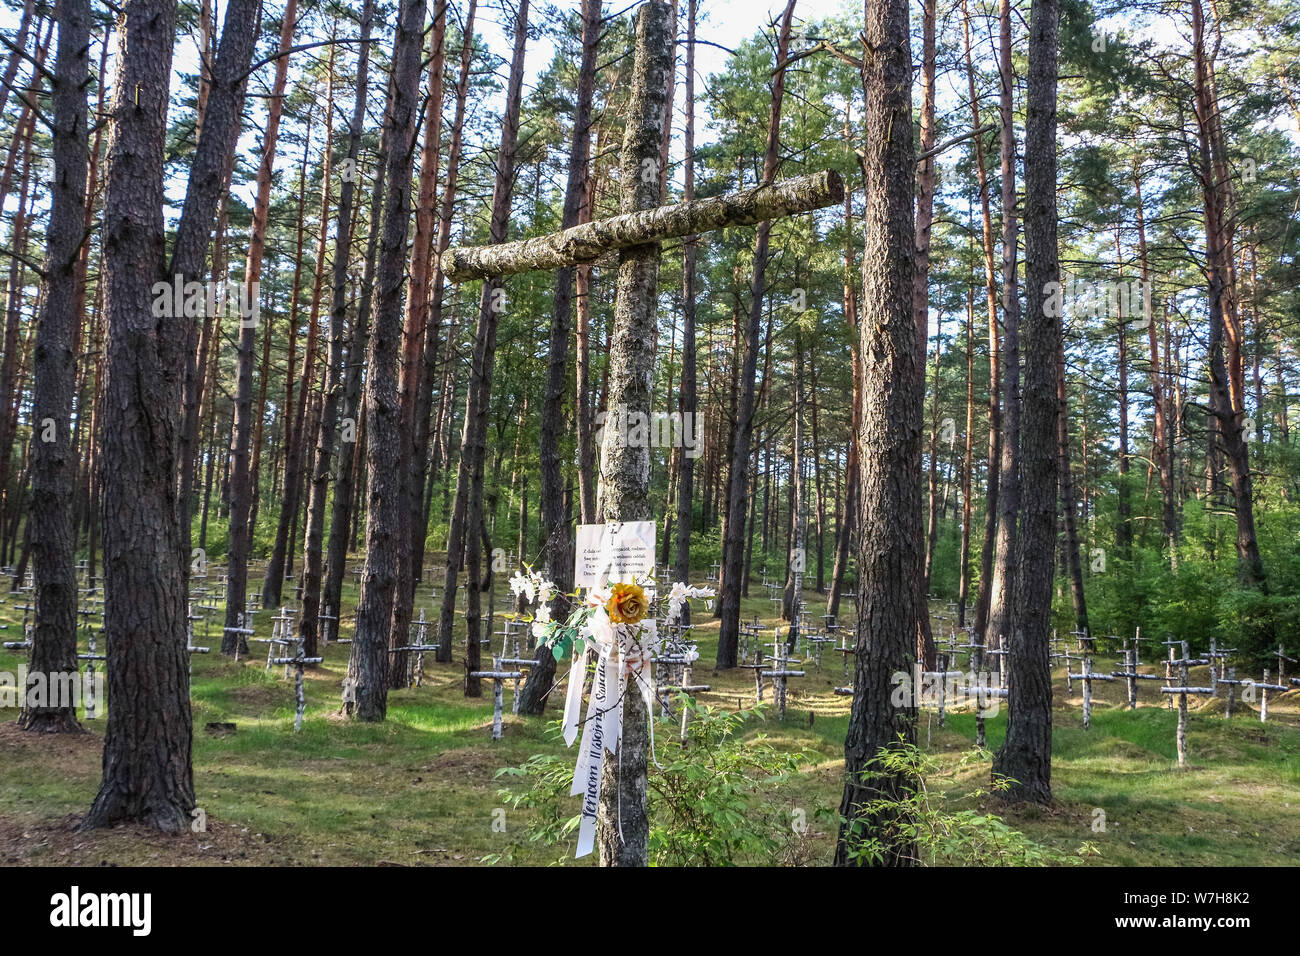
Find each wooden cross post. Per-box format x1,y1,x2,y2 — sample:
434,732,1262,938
761,638,805,721
263,606,298,675
319,605,340,649
1161,637,1181,710
270,634,323,733
80,625,104,719
921,653,963,729
438,2,841,868
222,613,255,662
661,663,711,743
1252,669,1287,724
1110,642,1159,710
497,654,534,714
1274,644,1295,686
1067,653,1116,729
1160,641,1213,767
468,658,523,739
185,603,210,677
957,632,989,745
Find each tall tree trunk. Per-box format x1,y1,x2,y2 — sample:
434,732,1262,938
84,0,195,833
174,0,263,577
1192,0,1265,588
1057,334,1088,637
1114,233,1132,562
518,0,600,716
223,0,298,655
672,0,698,600
985,0,1021,661
22,0,89,735
993,0,1059,805
391,0,449,688
964,0,1001,650
265,48,335,609
407,0,459,617
437,0,529,681
327,78,392,655
1130,159,1176,554
424,3,479,520
913,0,938,668
827,129,860,620
574,169,598,524
834,0,920,867
347,0,430,722
300,0,376,658
783,340,806,650
716,0,796,669
0,107,39,538
958,247,975,627
595,0,674,869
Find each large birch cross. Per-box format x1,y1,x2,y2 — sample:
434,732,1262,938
439,0,841,867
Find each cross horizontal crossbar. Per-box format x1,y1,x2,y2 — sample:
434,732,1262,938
440,171,844,281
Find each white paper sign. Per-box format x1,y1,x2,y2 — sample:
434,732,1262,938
574,521,656,588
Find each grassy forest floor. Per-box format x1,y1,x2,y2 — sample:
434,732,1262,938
2,572,1298,867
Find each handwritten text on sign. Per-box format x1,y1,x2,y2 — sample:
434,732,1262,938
574,521,656,588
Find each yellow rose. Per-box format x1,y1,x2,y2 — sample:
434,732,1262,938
606,582,649,625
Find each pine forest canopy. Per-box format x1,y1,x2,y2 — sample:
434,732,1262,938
0,0,1296,871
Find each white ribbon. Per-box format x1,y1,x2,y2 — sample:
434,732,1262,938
561,526,661,857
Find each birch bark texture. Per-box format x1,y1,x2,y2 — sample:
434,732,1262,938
441,171,841,282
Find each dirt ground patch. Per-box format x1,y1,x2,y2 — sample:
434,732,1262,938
0,813,296,866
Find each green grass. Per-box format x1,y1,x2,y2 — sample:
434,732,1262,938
1,577,1298,866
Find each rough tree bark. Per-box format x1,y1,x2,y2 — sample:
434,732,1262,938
347,0,429,722
518,0,600,716
412,0,477,601
1058,334,1089,636
834,0,921,867
993,0,1059,805
960,0,998,635
1192,0,1265,589
673,0,698,607
827,121,860,621
300,0,375,659
22,0,89,735
391,0,448,688
264,39,335,611
437,0,529,682
716,0,798,670
405,0,456,620
174,0,262,575
984,0,1021,663
1131,148,1178,555
913,0,938,668
327,77,392,665
222,0,298,656
84,0,196,833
